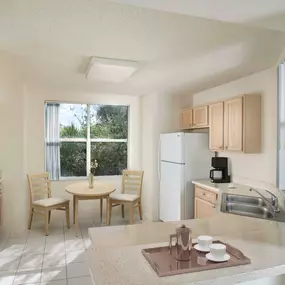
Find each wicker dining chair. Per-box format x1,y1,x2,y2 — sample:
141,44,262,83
108,170,144,225
27,172,70,235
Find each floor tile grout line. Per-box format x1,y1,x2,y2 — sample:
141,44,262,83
12,230,29,284
38,231,47,285
63,222,69,285
9,228,17,285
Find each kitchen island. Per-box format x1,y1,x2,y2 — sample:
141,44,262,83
88,212,285,285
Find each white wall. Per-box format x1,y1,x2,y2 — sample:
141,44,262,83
187,68,278,188
141,92,181,221
0,58,27,234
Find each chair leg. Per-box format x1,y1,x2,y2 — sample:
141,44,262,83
48,211,51,224
121,205,124,218
138,202,143,220
66,203,70,229
44,210,49,236
28,209,34,230
100,198,103,222
129,204,134,225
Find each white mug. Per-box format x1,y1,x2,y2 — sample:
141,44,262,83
197,235,213,250
209,243,226,259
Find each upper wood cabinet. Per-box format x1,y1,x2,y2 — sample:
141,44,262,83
209,102,224,151
224,95,261,153
179,94,261,153
193,105,208,128
180,105,208,130
224,97,243,151
180,108,193,129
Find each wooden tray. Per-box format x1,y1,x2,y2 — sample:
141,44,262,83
142,240,250,277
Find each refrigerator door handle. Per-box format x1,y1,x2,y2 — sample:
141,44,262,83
158,138,161,181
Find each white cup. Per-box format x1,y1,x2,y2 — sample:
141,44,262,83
209,243,226,259
197,235,213,250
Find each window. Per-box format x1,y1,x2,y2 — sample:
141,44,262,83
45,103,128,180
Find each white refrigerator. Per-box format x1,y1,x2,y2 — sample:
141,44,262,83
158,132,212,222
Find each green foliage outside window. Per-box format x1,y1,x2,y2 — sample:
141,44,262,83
59,104,128,177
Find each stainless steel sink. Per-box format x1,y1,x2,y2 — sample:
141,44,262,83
221,193,285,222
224,194,267,207
224,202,274,219
221,193,275,220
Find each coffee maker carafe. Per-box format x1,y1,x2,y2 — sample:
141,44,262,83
209,157,230,183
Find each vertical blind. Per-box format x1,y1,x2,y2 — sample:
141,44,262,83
45,103,60,180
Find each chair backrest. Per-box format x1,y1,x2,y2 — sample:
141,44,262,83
27,172,52,203
122,170,144,197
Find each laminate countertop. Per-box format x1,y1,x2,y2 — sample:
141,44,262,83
192,179,285,213
88,211,285,285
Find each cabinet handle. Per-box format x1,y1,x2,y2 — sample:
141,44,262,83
203,192,206,196
212,205,216,208
225,146,228,150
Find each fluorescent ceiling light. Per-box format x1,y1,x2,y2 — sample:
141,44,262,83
86,57,138,82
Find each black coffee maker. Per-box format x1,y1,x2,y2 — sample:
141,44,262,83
209,157,231,183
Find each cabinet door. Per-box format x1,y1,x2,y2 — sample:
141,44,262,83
193,106,208,127
194,197,216,219
209,102,224,151
180,109,193,129
224,97,243,151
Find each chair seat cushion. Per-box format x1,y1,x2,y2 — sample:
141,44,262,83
110,193,139,202
33,198,69,207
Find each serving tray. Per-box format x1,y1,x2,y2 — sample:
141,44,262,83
142,240,250,277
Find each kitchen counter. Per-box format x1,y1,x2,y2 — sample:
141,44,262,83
192,179,279,196
88,212,285,285
193,179,285,211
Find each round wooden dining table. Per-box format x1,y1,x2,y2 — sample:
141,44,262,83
65,181,115,236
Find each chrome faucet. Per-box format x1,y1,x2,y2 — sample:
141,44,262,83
250,188,280,213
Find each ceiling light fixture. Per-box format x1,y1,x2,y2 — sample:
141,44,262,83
86,57,138,82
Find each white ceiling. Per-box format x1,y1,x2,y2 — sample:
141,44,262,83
111,0,285,26
0,0,285,95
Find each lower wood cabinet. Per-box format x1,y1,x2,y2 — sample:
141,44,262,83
195,197,216,219
194,186,217,219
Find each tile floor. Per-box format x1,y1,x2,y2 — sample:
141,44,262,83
0,207,144,285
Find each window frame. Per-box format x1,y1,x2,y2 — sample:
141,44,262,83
45,102,129,180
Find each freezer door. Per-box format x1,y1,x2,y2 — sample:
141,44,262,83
160,133,184,164
159,161,184,222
